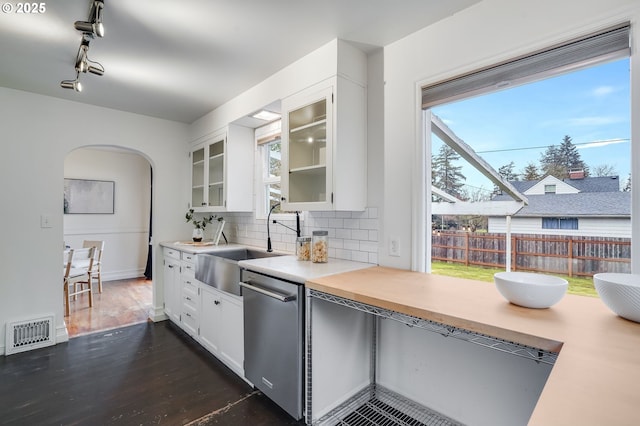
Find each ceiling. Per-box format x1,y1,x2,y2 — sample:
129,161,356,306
0,0,479,124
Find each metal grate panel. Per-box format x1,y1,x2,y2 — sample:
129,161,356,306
5,316,55,355
308,289,557,365
317,385,462,426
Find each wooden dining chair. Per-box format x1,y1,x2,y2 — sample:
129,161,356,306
63,247,95,317
81,240,105,293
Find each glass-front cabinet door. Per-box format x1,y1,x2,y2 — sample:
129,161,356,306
207,138,225,207
282,87,333,210
191,145,206,208
190,135,226,211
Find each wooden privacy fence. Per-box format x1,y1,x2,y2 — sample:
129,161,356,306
431,232,631,277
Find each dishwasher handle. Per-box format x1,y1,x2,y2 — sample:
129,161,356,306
240,280,296,302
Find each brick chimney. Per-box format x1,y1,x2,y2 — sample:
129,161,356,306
569,168,585,179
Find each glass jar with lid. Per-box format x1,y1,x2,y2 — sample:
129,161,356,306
296,237,311,261
311,230,328,263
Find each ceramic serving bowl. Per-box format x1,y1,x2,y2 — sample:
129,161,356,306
593,273,640,323
494,271,568,309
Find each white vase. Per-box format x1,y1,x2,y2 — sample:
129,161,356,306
192,228,204,242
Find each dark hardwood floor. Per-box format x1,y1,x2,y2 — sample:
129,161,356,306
0,321,305,425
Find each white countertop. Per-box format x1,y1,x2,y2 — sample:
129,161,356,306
238,255,373,283
160,241,248,254
161,240,373,283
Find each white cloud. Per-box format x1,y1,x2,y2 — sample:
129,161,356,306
567,116,624,126
576,138,627,149
591,86,615,97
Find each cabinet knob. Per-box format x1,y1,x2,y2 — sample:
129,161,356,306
281,196,286,201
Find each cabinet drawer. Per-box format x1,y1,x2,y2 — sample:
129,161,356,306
182,262,196,277
181,307,198,330
182,252,196,264
164,248,180,260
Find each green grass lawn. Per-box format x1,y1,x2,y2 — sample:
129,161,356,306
431,261,598,297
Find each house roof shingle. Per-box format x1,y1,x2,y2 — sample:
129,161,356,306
491,176,629,217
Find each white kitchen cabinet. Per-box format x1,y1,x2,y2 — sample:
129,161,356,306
190,123,254,212
199,284,245,377
218,291,244,375
180,275,200,338
162,248,181,324
199,284,221,355
281,76,366,211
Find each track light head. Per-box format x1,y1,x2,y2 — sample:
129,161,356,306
88,64,104,76
74,0,104,37
60,76,82,92
74,20,104,38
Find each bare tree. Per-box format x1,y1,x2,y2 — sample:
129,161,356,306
591,164,617,177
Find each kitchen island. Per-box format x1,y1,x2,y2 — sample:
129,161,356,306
305,266,640,425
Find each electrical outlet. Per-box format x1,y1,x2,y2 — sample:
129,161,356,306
389,237,400,257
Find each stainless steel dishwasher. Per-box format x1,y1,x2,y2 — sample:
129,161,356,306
240,269,304,420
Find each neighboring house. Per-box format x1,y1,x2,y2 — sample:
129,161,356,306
489,174,631,238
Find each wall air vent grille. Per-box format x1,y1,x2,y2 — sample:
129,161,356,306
5,315,55,356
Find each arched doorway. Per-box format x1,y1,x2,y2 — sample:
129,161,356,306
63,146,153,336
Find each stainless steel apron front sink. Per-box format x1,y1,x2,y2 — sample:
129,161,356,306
195,248,283,296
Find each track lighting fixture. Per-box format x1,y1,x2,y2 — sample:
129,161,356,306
60,73,83,92
60,0,105,93
74,0,104,38
74,38,105,76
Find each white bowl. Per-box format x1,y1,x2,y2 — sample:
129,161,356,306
494,271,568,309
593,273,640,323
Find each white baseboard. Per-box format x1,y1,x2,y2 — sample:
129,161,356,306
103,269,146,282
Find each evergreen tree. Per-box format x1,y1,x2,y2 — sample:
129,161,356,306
492,161,518,195
539,135,588,178
432,144,466,199
522,162,540,181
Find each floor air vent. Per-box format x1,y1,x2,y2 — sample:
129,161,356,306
5,316,55,355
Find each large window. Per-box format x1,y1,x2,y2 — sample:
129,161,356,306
424,24,631,292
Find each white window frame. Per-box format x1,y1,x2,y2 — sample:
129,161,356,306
254,120,299,221
418,24,631,273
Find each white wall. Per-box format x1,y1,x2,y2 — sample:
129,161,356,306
64,148,151,280
0,88,189,353
378,0,640,423
489,216,631,238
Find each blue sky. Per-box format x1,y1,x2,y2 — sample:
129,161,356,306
431,58,630,196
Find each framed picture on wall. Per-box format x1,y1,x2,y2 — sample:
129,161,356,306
64,178,115,214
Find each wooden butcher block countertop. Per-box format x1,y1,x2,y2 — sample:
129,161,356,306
305,266,640,425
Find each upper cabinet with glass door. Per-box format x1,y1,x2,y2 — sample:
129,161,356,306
281,75,366,211
190,124,253,212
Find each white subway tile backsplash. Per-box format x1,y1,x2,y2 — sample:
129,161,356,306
344,218,360,229
328,218,344,229
359,218,377,230
351,251,369,263
223,207,379,264
335,228,352,239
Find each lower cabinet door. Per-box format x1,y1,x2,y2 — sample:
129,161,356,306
220,293,244,376
199,286,221,355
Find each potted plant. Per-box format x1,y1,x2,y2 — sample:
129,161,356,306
185,209,220,242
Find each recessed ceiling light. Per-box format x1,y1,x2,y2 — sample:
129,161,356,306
251,110,281,121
